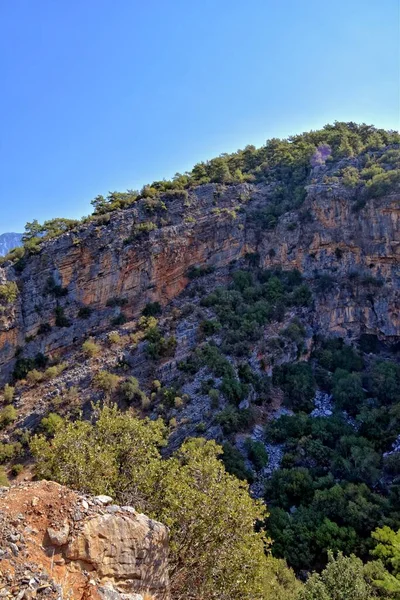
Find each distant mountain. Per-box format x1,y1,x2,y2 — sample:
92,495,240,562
0,232,23,256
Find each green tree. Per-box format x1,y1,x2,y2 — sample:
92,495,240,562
30,405,291,600
300,551,374,600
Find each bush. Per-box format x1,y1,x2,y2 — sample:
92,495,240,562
13,353,48,380
107,331,122,345
38,323,52,335
2,384,14,404
40,413,64,437
106,297,128,308
0,441,22,463
119,377,148,406
222,442,253,482
78,306,92,319
0,282,19,304
55,306,71,327
245,438,268,471
82,339,101,357
0,405,17,429
11,464,23,477
111,313,127,326
142,301,162,317
273,363,316,412
93,371,120,394
0,467,9,487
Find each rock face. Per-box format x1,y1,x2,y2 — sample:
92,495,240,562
0,480,170,600
0,168,399,382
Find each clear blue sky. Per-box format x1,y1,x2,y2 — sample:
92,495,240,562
0,0,399,234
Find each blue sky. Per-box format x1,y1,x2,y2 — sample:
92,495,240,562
0,0,399,234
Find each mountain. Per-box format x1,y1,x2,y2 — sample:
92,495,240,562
0,232,22,256
0,122,399,598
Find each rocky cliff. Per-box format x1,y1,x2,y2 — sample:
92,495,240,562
0,160,399,383
0,480,170,599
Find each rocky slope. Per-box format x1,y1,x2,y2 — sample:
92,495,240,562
0,158,399,384
0,480,170,599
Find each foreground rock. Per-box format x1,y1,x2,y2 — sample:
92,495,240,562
0,480,170,599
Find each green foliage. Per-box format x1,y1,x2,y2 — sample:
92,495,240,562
0,441,22,463
142,301,162,317
55,305,71,327
45,276,68,298
245,438,268,471
216,405,254,435
187,264,215,279
332,370,364,414
300,551,374,600
341,166,360,188
13,353,48,380
40,413,64,437
82,338,101,357
0,405,17,429
30,405,280,599
0,467,9,487
145,325,177,360
93,371,120,394
78,305,92,319
273,362,316,412
119,376,148,407
106,296,128,308
0,282,19,304
2,384,14,404
222,441,253,482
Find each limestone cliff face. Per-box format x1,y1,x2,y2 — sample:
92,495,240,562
0,175,399,381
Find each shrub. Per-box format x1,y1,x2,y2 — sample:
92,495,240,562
0,282,19,304
13,353,48,380
93,371,120,394
0,467,9,487
0,441,22,463
45,276,68,298
82,339,101,357
0,405,17,429
142,301,162,317
78,306,92,319
187,265,214,279
40,413,64,437
273,363,316,412
245,438,268,471
106,297,128,308
27,369,43,384
111,313,127,326
11,464,24,477
119,377,148,406
2,384,14,404
55,306,71,327
222,442,253,482
200,319,221,336
107,331,122,345
38,323,52,335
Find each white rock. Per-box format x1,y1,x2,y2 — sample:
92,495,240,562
47,521,70,546
95,495,114,505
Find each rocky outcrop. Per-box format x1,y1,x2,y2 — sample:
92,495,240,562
0,169,399,382
0,480,170,600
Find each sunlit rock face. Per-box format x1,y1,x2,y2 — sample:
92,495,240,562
0,173,398,382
